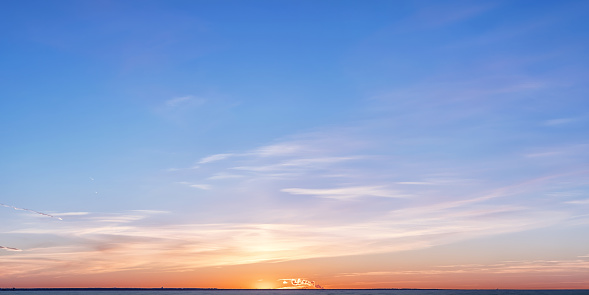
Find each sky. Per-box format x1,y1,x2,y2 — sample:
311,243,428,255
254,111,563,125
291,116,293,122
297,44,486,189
1,0,589,290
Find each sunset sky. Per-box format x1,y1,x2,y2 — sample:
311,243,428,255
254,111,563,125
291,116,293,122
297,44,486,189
1,0,589,289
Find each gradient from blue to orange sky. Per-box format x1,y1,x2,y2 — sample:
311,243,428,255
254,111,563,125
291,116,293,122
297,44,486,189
1,0,588,289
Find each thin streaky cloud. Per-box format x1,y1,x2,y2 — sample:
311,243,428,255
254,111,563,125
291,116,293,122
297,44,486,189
0,203,63,220
253,143,305,157
279,156,362,167
190,184,211,190
198,153,234,164
207,173,244,180
422,172,587,212
337,259,589,276
524,143,589,159
0,246,22,251
175,181,211,190
565,199,589,205
231,156,359,172
282,186,408,200
53,212,89,216
395,182,434,185
130,209,170,214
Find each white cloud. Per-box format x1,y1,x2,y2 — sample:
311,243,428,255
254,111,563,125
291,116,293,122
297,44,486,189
524,143,589,159
566,199,589,205
254,143,305,157
53,212,89,216
207,173,244,180
0,202,63,220
198,153,234,164
282,186,407,200
338,258,589,277
190,184,211,190
131,210,170,215
232,156,358,173
175,181,212,190
279,278,322,289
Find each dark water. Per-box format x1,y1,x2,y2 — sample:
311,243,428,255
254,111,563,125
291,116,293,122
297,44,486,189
2,290,588,295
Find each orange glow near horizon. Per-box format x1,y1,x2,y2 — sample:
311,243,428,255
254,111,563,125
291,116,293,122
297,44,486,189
2,257,589,290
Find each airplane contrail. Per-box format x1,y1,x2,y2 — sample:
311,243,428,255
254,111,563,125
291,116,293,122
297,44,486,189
0,246,22,251
0,203,63,220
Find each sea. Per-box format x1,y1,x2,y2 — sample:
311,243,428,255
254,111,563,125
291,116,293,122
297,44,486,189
1,290,588,295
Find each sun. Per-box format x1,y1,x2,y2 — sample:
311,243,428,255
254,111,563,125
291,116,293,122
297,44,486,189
253,280,276,289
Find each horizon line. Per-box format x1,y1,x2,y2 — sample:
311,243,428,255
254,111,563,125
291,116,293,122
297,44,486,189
2,287,589,291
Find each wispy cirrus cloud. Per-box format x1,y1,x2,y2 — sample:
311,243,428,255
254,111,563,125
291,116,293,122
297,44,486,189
206,173,244,180
0,246,22,252
231,156,360,173
198,153,234,164
142,58,589,281
1,122,587,277
0,202,63,220
282,186,407,200
565,199,589,205
189,184,211,190
0,199,575,278
175,181,211,190
395,181,434,185
253,143,307,157
165,95,205,108
339,258,589,277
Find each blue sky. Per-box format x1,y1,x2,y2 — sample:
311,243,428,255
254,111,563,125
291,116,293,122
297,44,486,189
1,0,589,289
